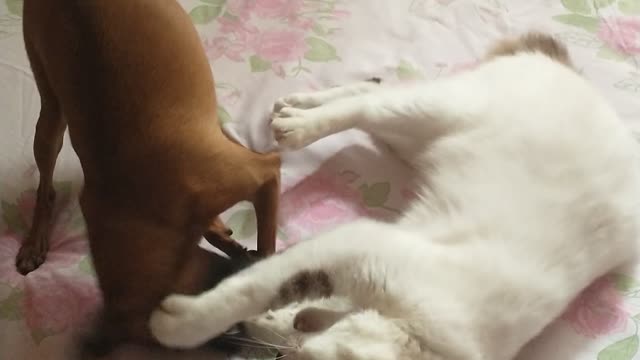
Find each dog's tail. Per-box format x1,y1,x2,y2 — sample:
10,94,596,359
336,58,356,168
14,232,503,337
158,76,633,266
486,32,572,66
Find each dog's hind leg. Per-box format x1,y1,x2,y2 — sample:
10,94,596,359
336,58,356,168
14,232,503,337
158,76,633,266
204,216,251,259
16,40,67,275
251,153,281,256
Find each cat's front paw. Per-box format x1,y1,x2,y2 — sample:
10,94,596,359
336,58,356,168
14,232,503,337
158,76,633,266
273,94,318,113
271,108,321,150
149,294,212,349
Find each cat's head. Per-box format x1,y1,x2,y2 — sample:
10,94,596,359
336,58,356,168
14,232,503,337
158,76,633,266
242,296,422,360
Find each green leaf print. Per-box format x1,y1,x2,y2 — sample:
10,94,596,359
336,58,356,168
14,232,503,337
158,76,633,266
561,0,593,14
217,105,232,124
598,47,630,62
594,0,617,8
552,14,600,33
1,200,25,234
304,37,340,62
312,23,327,37
226,209,256,239
619,0,640,14
360,182,390,208
249,55,272,72
6,0,22,17
190,4,223,25
201,0,226,6
598,335,639,360
396,60,424,80
277,228,288,241
614,274,640,292
0,288,23,321
78,256,96,277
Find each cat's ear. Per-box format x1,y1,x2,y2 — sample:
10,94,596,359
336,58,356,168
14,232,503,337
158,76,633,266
293,307,349,333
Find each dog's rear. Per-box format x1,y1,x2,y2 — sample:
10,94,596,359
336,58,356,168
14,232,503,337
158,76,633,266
21,0,279,353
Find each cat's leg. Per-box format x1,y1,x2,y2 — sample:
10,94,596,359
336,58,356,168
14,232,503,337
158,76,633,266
149,221,385,349
271,80,477,154
274,78,382,112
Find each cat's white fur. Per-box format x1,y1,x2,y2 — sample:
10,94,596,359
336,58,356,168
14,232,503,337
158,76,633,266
149,42,640,359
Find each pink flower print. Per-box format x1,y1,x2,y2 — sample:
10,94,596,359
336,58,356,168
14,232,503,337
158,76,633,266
253,30,308,63
279,173,370,245
298,197,367,229
289,16,314,31
450,60,480,75
0,190,86,287
23,270,100,333
0,234,27,287
204,37,246,62
562,276,628,338
226,0,256,20
0,188,100,335
598,17,640,55
217,16,260,38
0,232,99,335
254,0,303,18
204,17,261,62
331,10,351,20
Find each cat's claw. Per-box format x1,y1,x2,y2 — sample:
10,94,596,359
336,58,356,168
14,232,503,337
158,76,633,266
149,294,211,349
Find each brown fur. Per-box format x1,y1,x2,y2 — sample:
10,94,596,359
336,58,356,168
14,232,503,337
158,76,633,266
486,32,572,66
18,0,280,351
275,270,333,306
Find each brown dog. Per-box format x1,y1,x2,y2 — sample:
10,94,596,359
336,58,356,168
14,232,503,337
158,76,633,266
17,0,280,350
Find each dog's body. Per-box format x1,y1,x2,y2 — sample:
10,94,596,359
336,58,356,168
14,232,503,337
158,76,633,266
19,0,280,347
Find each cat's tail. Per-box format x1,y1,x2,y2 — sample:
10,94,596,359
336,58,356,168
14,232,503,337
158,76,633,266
486,32,572,66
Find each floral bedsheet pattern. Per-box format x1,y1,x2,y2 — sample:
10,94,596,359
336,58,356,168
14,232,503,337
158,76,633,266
0,0,639,359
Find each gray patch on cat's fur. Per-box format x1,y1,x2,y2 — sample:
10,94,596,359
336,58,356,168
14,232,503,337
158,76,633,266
367,77,382,84
274,270,333,307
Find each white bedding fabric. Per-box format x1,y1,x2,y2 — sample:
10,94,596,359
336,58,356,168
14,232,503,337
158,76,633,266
1,0,639,359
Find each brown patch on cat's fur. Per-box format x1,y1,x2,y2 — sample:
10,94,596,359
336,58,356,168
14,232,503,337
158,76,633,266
275,270,333,306
486,32,572,66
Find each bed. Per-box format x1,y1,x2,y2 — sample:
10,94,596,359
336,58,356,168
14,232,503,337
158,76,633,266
1,0,639,359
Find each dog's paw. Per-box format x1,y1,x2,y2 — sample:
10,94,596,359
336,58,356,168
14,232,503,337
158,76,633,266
150,294,211,349
271,110,321,150
15,241,47,275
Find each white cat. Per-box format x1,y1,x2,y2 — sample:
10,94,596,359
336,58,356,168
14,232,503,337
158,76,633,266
149,33,640,360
